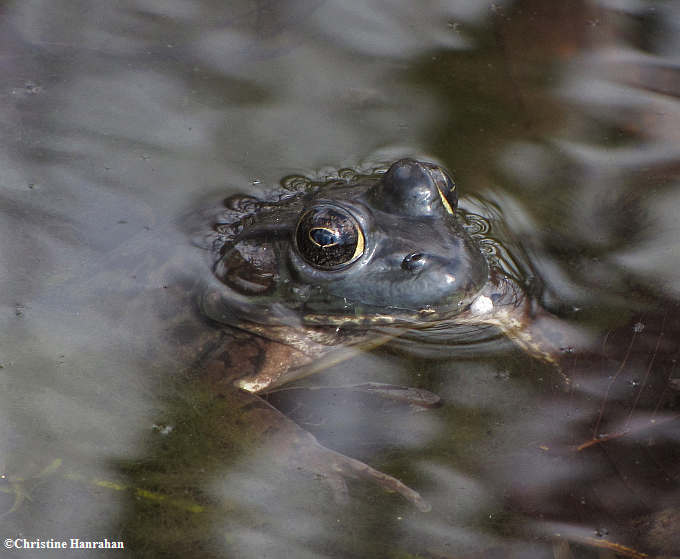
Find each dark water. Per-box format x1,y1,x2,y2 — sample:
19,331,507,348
1,1,679,558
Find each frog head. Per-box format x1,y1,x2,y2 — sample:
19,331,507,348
205,159,489,331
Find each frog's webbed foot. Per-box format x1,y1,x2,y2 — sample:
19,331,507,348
285,429,431,512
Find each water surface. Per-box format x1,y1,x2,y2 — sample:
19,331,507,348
1,1,679,558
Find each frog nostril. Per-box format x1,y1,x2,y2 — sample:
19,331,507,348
402,252,427,271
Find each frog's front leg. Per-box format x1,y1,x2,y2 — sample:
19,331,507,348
228,390,430,511
199,331,431,511
197,326,320,393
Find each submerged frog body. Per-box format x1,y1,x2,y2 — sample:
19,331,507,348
194,158,559,510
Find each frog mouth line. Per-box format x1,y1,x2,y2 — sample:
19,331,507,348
298,301,468,328
296,286,503,329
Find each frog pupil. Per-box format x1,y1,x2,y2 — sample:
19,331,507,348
310,228,338,247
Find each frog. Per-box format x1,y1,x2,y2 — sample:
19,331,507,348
192,158,565,512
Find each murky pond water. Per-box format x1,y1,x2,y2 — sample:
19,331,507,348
2,1,679,558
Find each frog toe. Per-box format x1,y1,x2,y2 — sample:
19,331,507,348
293,432,430,512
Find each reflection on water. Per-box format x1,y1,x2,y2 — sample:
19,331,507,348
1,1,679,557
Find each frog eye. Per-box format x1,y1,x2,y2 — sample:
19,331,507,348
295,206,365,270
